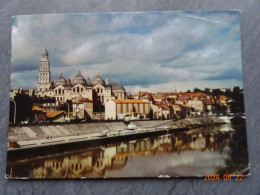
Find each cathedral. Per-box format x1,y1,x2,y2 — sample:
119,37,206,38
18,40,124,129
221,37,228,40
36,48,126,118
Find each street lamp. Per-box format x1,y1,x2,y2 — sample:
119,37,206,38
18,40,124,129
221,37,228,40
10,98,16,124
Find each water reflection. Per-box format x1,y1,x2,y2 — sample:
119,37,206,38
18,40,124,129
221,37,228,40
6,124,248,178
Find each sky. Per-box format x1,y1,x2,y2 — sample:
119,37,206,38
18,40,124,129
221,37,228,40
11,11,243,93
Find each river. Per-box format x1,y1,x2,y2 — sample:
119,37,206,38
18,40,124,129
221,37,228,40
6,122,249,178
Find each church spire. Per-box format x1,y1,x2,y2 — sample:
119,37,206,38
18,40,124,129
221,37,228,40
106,78,109,85
38,47,51,92
41,47,48,56
40,47,49,62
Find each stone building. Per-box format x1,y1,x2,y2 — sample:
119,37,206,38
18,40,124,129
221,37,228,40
34,48,126,119
105,99,150,120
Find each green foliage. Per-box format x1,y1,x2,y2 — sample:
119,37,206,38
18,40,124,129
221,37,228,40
190,86,244,113
13,93,33,123
216,122,249,176
193,87,203,93
32,95,55,104
231,86,244,113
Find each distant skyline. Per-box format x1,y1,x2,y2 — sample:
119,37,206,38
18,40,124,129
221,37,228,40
11,11,243,93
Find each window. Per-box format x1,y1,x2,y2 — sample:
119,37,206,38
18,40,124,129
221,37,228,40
101,89,103,93
97,88,99,93
62,90,64,94
40,88,42,91
73,88,75,93
55,90,57,94
81,88,83,92
59,88,61,94
77,87,79,93
46,88,47,91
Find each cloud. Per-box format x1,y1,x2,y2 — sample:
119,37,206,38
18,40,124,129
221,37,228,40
11,11,243,92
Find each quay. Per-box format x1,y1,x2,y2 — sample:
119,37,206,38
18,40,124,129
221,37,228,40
7,116,227,153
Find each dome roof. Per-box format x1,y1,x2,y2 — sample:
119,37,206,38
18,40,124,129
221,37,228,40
92,74,105,86
55,73,66,86
72,70,86,85
40,48,49,62
111,84,125,91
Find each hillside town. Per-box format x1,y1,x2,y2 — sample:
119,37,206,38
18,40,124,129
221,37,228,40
9,48,244,124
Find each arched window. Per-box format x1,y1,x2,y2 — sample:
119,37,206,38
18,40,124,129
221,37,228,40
73,88,75,93
81,88,83,92
101,89,103,93
62,90,64,94
77,87,79,93
59,88,61,94
97,88,99,93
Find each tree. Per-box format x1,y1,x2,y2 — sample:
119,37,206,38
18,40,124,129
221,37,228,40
193,87,203,93
14,93,32,123
212,88,221,97
225,89,232,98
231,86,244,113
204,88,210,95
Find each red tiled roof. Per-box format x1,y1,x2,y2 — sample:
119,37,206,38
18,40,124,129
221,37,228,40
203,99,212,105
113,99,149,104
78,98,93,103
181,104,189,108
32,106,46,112
47,111,65,118
178,92,207,98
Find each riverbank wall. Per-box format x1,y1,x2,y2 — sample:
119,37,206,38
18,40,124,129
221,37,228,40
7,116,227,151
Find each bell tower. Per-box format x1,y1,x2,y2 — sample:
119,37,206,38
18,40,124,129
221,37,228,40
38,48,51,92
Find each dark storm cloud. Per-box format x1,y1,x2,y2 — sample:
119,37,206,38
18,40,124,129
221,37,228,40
11,11,243,91
204,68,242,81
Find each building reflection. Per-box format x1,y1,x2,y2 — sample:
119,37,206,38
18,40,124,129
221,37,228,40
8,127,234,178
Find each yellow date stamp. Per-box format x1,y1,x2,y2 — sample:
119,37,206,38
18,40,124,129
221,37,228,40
204,174,243,181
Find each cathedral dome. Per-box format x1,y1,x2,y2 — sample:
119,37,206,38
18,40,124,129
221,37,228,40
72,70,86,85
111,84,125,91
55,73,66,86
40,48,49,62
92,74,105,86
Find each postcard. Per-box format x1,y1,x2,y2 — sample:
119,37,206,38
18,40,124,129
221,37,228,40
6,11,250,179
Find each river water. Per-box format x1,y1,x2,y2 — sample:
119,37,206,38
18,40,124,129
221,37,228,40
6,122,249,178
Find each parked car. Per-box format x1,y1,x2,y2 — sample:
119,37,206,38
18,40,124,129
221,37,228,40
8,141,20,148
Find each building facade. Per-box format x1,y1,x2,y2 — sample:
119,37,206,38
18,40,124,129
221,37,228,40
33,48,127,119
105,99,150,120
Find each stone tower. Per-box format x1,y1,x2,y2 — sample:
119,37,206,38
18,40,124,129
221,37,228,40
38,48,51,93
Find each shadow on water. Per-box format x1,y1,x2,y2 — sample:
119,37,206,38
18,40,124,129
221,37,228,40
6,121,249,178
216,118,249,176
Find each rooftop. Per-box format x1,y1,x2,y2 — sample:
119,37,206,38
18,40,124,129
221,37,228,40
47,111,65,118
112,99,149,104
78,98,93,103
